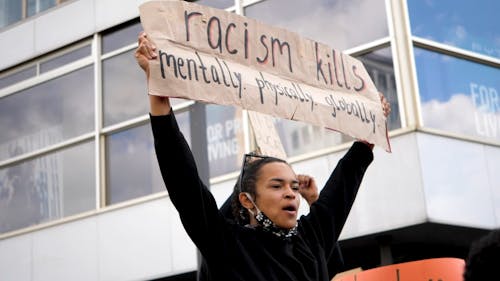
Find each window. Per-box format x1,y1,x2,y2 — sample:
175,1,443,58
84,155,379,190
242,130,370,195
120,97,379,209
408,0,500,59
0,66,94,161
0,66,37,90
106,112,191,205
0,141,95,234
357,47,401,130
206,105,244,177
102,50,149,126
40,44,91,73
0,1,23,29
102,21,143,54
244,0,388,50
195,0,234,9
415,47,500,141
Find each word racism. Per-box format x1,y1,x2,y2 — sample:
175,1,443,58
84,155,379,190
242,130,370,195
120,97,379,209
183,10,367,91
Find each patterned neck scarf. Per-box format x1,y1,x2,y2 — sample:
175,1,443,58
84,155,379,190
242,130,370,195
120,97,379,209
254,210,298,239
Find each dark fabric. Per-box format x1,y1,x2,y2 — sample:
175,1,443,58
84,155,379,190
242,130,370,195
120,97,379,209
150,113,373,281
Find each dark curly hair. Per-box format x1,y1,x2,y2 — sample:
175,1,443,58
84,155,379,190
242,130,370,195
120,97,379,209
464,228,500,281
230,155,287,225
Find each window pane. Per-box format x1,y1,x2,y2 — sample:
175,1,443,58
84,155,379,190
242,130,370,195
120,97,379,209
0,0,22,28
206,104,244,177
0,66,37,89
275,119,343,157
244,0,388,50
415,48,500,141
408,0,500,59
102,21,142,54
357,47,401,130
0,141,95,234
27,0,57,17
0,66,94,161
102,50,149,126
40,45,91,73
106,112,190,205
195,0,234,9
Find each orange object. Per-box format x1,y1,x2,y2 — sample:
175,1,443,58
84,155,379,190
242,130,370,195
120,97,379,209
333,258,465,281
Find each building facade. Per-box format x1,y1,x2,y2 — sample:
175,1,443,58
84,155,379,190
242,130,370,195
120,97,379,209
0,0,498,280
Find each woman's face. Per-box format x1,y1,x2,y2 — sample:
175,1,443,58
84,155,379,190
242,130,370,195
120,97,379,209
254,162,300,229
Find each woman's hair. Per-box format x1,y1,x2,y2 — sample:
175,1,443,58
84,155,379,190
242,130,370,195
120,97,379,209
231,155,287,225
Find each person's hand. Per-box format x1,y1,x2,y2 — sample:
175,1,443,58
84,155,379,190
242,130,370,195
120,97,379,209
135,31,171,115
379,92,391,118
135,31,157,79
297,174,318,206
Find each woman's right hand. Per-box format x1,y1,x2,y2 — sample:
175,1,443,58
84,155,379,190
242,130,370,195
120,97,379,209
135,31,171,116
135,31,157,79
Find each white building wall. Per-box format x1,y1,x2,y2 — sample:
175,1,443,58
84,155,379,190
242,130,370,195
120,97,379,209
0,0,141,71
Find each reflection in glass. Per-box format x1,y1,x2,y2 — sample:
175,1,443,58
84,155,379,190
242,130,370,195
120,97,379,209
0,66,37,90
102,21,142,54
275,118,343,157
40,45,91,73
415,47,500,141
244,0,388,50
103,50,149,126
106,112,190,205
0,141,95,234
206,104,244,177
408,0,500,59
27,0,56,17
195,0,233,9
357,47,401,130
0,66,94,161
0,0,22,28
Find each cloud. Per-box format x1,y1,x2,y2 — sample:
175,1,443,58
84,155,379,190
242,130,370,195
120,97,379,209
421,93,477,135
421,93,500,139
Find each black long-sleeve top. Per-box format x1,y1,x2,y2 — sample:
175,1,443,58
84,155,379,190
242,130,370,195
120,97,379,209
150,112,373,281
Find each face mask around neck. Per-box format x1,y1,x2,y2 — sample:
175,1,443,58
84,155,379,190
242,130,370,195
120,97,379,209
243,192,298,239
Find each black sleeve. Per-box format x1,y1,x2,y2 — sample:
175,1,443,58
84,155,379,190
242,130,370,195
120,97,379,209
150,113,227,254
300,142,373,261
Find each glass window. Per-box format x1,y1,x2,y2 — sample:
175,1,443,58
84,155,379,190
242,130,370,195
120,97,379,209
0,0,22,28
357,47,401,130
415,47,500,141
0,141,95,234
40,45,92,73
244,0,388,50
102,21,142,54
275,118,343,157
206,104,244,177
195,0,234,9
102,50,188,126
106,111,190,205
0,66,37,90
102,50,149,126
407,0,500,59
27,0,57,17
0,65,95,161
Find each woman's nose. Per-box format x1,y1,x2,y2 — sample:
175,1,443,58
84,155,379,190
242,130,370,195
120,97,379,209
283,186,296,199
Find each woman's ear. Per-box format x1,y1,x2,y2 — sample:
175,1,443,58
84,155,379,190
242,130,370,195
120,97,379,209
238,192,254,210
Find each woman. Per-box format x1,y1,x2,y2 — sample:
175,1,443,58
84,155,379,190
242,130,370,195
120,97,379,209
136,32,390,281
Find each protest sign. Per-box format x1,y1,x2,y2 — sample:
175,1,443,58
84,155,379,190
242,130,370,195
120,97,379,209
139,0,391,151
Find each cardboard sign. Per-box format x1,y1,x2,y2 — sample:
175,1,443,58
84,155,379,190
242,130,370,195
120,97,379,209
332,258,465,281
139,0,391,151
247,110,287,160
